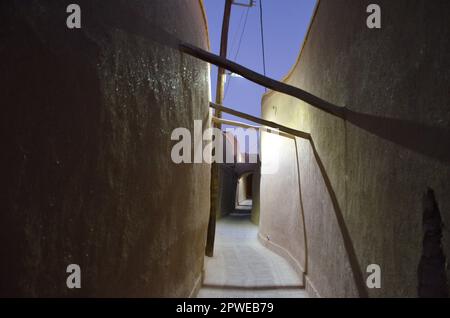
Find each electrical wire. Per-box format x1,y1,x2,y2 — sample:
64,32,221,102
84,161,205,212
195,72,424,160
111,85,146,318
224,6,250,99
228,8,246,58
259,0,267,91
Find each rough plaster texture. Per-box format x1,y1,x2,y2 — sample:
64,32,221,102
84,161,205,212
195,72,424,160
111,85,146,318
0,0,210,297
259,135,307,278
260,0,450,297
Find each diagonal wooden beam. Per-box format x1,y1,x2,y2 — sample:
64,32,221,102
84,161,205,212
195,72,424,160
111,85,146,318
89,5,344,119
212,117,295,139
181,43,346,119
210,102,311,139
211,104,368,298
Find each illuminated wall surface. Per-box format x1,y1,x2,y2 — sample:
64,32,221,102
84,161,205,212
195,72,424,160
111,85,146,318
259,0,450,297
1,0,449,299
0,1,210,297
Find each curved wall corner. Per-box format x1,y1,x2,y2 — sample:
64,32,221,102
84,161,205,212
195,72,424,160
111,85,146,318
259,0,450,297
0,0,210,297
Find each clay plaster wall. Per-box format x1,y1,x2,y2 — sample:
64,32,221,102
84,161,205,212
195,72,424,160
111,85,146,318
259,0,450,297
0,0,211,297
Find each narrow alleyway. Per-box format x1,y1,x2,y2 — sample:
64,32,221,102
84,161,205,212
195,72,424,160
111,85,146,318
3,0,450,299
198,214,307,298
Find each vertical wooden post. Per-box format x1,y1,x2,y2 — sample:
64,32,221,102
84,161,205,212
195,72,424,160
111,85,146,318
214,0,233,123
205,0,233,257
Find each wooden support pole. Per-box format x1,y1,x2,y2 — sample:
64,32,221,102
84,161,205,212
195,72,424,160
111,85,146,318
214,0,233,124
205,0,233,258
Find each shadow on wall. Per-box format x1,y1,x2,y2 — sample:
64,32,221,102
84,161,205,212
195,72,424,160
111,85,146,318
305,136,368,297
259,129,367,297
0,0,210,297
418,188,448,298
345,110,450,165
258,90,450,298
258,0,450,298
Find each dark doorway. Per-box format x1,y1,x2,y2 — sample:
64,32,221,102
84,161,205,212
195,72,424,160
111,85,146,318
245,174,253,199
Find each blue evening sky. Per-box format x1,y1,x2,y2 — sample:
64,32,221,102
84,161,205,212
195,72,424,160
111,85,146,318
204,0,317,126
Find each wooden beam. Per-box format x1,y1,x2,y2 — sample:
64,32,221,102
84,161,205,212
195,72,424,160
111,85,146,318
205,0,233,258
180,43,346,119
215,0,233,119
210,102,311,139
212,117,259,130
86,3,343,119
212,117,295,139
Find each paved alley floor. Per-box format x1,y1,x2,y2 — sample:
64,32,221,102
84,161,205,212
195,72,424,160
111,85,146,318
197,214,308,298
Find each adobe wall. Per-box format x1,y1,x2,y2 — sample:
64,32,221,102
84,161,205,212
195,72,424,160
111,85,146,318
259,0,450,297
0,0,211,297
